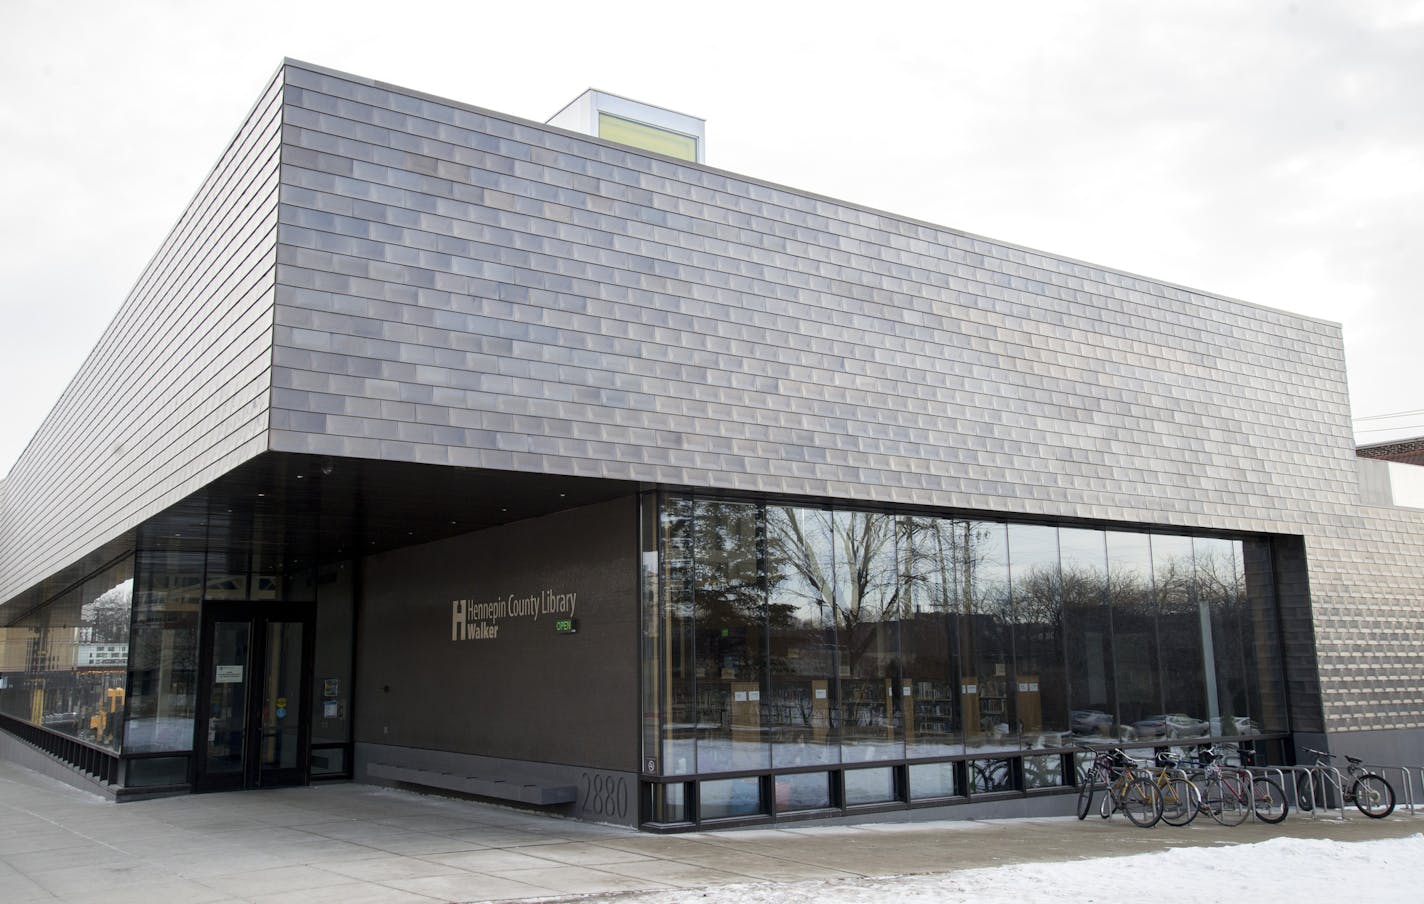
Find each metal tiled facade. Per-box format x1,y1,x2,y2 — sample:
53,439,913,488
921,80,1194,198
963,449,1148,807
0,70,283,604
3,60,1422,741
267,62,1421,737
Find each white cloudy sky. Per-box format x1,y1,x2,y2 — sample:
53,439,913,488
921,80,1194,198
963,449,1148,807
2,0,1421,476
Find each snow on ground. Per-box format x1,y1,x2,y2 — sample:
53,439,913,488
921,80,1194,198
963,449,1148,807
578,834,1424,903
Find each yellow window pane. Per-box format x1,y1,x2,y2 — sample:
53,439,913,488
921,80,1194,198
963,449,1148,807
598,113,697,161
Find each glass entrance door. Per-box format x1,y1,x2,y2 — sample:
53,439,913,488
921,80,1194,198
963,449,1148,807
195,603,314,791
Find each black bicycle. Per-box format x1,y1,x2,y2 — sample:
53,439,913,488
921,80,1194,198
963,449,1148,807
1296,747,1395,818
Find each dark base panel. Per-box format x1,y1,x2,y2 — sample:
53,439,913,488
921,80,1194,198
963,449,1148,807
354,742,639,826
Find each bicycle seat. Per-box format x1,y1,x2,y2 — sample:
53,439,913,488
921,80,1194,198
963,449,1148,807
1346,755,1364,765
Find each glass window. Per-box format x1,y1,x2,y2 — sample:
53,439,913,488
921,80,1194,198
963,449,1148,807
774,772,831,811
646,494,1288,791
844,766,896,805
690,500,768,772
1008,524,1067,746
1060,528,1116,740
900,516,965,758
641,493,662,773
124,755,189,787
962,522,1014,752
766,506,840,767
1154,535,1209,737
1023,754,1064,789
968,756,1015,793
1197,537,1250,737
1106,531,1160,735
699,777,762,819
654,782,689,822
125,546,201,753
1242,538,1288,732
660,496,697,775
835,511,903,762
0,559,134,752
908,761,959,799
597,112,697,161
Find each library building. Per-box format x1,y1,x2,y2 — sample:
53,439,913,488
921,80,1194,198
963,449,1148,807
2,61,1423,830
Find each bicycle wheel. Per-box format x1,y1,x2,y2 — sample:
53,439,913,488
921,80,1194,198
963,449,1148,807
1251,777,1289,824
1160,777,1201,827
1201,777,1248,826
1351,773,1395,818
1076,772,1097,820
1117,777,1163,828
1295,771,1317,812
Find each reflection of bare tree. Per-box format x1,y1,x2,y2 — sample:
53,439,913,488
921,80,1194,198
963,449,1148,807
766,509,901,676
766,510,890,624
1012,566,1061,630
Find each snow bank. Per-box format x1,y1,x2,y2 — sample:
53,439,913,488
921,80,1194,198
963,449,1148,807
584,834,1424,903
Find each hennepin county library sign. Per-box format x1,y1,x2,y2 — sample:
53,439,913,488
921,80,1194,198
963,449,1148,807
451,590,580,641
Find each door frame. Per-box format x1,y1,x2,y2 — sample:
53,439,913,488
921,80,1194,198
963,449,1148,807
193,601,316,791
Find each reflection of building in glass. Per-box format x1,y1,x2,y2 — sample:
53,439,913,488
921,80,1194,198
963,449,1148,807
2,61,1424,829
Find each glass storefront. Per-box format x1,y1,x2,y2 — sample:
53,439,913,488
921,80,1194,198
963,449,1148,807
644,492,1287,821
0,556,134,751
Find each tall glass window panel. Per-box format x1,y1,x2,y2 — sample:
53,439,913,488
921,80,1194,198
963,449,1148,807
1242,538,1287,732
690,500,769,772
834,510,904,762
1060,528,1116,740
33,587,81,738
0,624,29,721
640,494,662,773
1197,538,1251,736
125,546,201,753
766,506,840,767
76,563,133,751
1105,532,1160,736
660,496,697,775
899,516,965,758
1153,535,1209,739
961,522,1015,752
1007,524,1068,748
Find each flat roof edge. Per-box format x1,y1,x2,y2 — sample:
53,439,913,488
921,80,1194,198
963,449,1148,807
277,59,1339,333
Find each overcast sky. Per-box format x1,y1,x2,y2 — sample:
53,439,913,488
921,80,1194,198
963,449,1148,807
2,0,1421,477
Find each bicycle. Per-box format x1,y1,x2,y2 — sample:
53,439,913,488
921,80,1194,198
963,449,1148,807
1148,752,1203,827
1076,746,1163,828
1236,747,1290,824
1295,747,1395,818
1188,745,1289,825
1186,746,1249,826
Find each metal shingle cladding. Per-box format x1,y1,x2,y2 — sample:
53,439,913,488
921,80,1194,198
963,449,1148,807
268,63,1418,734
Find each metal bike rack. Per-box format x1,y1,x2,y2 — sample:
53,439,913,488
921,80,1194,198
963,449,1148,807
1362,762,1420,815
1274,764,1345,820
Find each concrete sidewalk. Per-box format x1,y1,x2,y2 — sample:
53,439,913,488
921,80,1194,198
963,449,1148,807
2,759,1419,904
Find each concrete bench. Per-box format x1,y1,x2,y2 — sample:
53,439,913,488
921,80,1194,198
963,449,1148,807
366,762,577,806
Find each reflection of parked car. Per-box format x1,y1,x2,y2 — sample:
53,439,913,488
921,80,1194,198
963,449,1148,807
1230,716,1260,735
1071,710,1114,735
1132,713,1209,739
